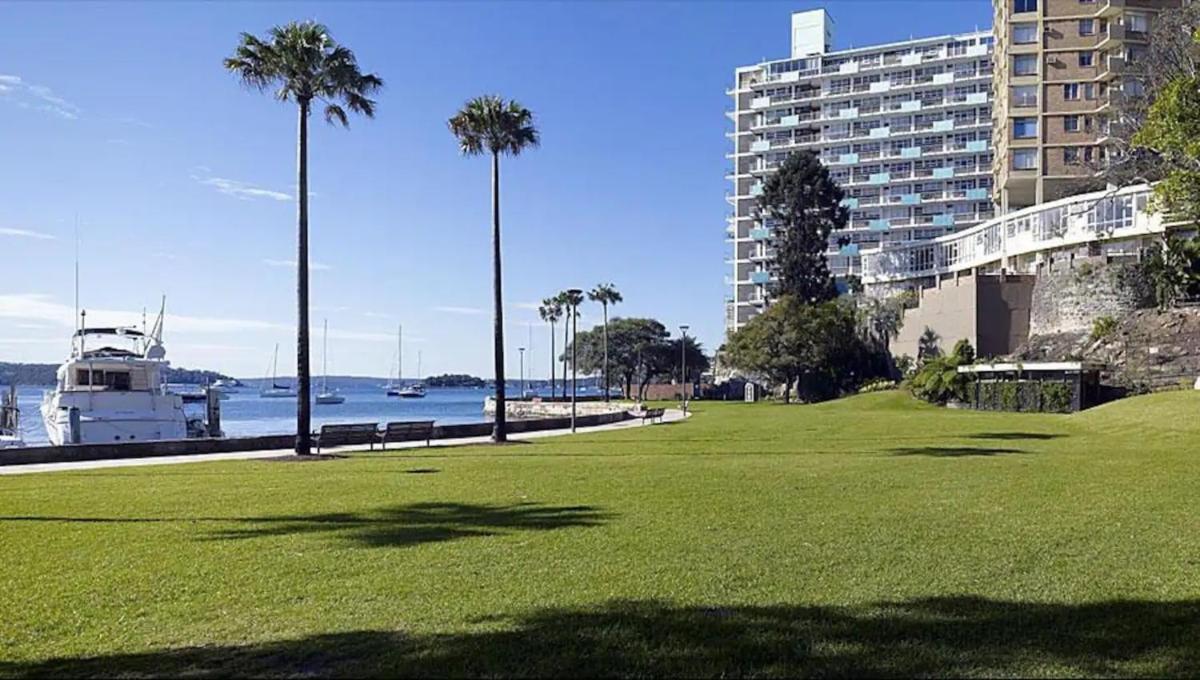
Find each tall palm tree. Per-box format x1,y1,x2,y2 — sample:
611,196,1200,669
587,283,622,401
560,289,585,396
225,21,382,456
448,95,539,443
554,291,573,398
538,297,563,399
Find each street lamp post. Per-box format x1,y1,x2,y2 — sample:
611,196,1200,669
518,347,526,399
679,325,690,414
568,288,582,432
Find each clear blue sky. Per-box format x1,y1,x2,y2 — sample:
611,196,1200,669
0,1,991,378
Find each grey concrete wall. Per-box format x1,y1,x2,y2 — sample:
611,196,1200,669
977,275,1036,358
891,274,1035,360
891,275,979,360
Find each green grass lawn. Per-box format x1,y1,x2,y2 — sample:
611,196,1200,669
2,391,1199,678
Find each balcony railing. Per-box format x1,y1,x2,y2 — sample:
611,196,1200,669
861,185,1159,284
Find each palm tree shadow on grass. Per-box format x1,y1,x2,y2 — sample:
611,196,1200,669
0,503,610,550
204,502,611,547
6,597,1199,678
889,446,1027,457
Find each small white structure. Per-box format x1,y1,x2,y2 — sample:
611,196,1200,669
0,385,23,449
41,308,189,445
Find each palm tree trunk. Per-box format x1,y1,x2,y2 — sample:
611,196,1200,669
562,315,569,400
602,303,609,402
490,152,507,443
295,99,312,456
549,321,555,400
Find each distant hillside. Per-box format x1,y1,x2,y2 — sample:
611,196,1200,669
0,362,232,386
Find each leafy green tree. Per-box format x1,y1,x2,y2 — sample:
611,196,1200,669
758,151,847,303
567,318,667,399
910,338,975,405
538,297,564,398
1133,35,1200,225
449,95,540,442
1145,235,1200,308
587,283,623,400
225,21,382,455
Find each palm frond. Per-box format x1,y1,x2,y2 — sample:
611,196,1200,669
224,20,382,127
448,95,540,158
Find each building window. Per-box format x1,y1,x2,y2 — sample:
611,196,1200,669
1011,85,1038,108
1014,0,1038,12
1064,83,1080,100
1013,23,1038,44
1079,51,1094,67
1013,117,1038,139
1079,19,1095,36
1013,54,1038,76
1126,13,1148,33
1065,148,1081,165
1013,149,1038,170
1064,115,1080,132
1083,83,1095,100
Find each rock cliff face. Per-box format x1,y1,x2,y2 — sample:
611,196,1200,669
1015,308,1200,391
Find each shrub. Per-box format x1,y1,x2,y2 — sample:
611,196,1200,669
1090,315,1118,342
1041,382,1073,412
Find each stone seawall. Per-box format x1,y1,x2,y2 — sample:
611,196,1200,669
483,397,633,419
1029,257,1153,336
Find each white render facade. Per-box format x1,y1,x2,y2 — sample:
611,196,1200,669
726,10,997,332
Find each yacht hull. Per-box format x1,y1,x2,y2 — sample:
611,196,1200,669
41,390,188,445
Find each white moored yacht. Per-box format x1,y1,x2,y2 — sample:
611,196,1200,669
41,308,189,445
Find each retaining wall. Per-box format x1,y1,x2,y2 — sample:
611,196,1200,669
0,410,635,467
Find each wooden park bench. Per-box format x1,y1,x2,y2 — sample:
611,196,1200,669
314,423,380,453
641,408,666,424
379,420,436,449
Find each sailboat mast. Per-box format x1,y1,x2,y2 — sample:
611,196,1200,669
322,319,329,393
398,324,403,386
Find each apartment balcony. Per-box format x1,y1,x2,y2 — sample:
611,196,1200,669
837,107,859,120
932,167,955,179
749,227,771,241
869,81,891,94
931,119,955,132
749,183,764,197
750,96,771,109
868,127,891,139
868,172,891,185
750,140,770,152
900,147,922,159
932,214,956,227
835,152,859,165
750,271,771,285
840,197,860,209
1095,0,1126,18
868,218,891,231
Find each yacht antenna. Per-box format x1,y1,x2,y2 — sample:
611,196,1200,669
73,215,80,337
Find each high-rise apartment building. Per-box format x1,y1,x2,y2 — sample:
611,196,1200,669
726,10,996,332
992,0,1181,211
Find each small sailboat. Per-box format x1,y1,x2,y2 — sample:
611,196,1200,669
259,344,297,398
315,320,345,405
386,324,406,397
397,350,426,398
0,385,24,449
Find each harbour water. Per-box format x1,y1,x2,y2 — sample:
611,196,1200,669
9,380,499,447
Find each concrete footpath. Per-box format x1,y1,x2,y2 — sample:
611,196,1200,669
0,409,688,476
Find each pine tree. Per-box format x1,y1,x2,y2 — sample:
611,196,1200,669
759,151,847,304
